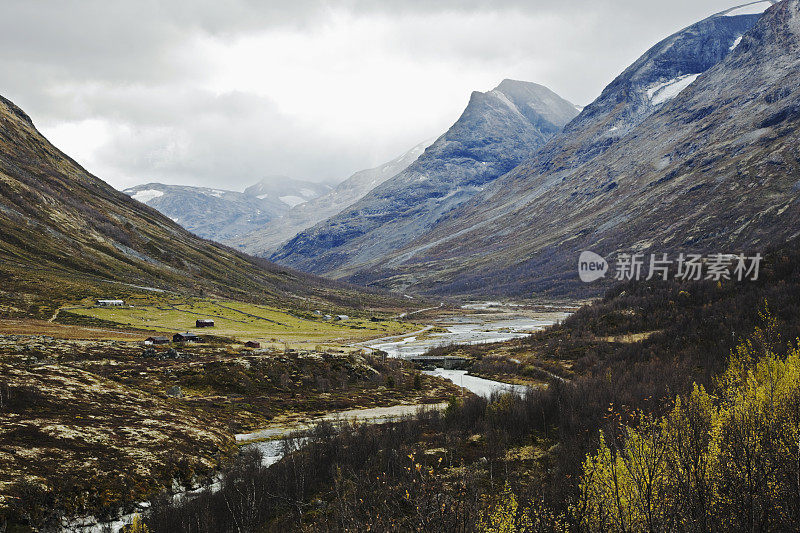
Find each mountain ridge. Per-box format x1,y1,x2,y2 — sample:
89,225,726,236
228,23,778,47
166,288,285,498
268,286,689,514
343,0,799,296
243,176,331,208
270,79,580,275
123,182,288,242
234,139,432,254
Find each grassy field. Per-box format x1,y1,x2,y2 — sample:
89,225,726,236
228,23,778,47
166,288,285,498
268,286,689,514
61,295,418,346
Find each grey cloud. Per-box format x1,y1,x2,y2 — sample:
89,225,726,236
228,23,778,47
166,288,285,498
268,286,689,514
91,89,399,189
0,0,754,191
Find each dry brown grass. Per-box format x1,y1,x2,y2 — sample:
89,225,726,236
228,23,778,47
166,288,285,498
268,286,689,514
596,330,661,343
0,319,153,341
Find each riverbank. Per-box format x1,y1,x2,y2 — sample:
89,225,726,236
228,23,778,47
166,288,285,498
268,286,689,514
236,365,538,445
64,367,533,533
236,402,448,444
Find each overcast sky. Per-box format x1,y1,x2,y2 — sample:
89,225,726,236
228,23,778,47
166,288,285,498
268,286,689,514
0,0,750,191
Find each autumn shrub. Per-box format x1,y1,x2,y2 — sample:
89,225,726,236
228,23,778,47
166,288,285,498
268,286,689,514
577,317,800,532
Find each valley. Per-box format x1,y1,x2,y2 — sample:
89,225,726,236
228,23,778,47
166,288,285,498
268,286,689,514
0,296,570,530
3,0,800,531
0,310,452,526
143,234,800,532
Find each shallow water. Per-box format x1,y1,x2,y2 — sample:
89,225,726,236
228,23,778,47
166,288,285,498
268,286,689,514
422,368,530,397
366,308,570,358
236,403,445,443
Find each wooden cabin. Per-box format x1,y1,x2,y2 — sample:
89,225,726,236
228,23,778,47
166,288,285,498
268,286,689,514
144,336,170,345
97,299,124,306
173,332,200,343
196,319,215,328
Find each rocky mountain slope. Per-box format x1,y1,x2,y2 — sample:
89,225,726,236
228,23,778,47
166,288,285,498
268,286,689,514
0,95,403,319
234,140,431,254
304,1,794,297
124,183,288,241
270,79,580,275
243,176,331,208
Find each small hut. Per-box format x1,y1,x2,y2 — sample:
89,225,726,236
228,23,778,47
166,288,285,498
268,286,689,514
173,332,200,343
97,299,124,306
196,319,215,328
144,336,170,345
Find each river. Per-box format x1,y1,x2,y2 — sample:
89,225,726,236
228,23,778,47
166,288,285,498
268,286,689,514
68,303,571,531
363,305,571,358
422,368,530,397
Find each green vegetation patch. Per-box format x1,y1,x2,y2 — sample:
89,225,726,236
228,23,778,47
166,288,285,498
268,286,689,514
65,295,416,345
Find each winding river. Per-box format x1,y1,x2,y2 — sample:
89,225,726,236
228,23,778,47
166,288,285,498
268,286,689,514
364,306,570,359
70,303,571,532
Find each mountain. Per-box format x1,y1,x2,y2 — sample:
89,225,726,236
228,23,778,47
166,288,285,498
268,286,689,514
243,176,331,208
233,140,432,254
123,183,288,242
335,0,798,296
0,95,404,320
270,79,580,275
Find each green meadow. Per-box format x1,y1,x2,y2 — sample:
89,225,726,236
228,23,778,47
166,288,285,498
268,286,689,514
65,296,417,346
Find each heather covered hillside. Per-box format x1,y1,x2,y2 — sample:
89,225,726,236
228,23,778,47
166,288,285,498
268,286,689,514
0,96,408,319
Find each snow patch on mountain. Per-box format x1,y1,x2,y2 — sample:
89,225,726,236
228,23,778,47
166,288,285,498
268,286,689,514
202,189,226,198
490,90,526,119
131,189,164,203
722,1,774,17
279,195,306,207
647,74,701,105
730,35,744,50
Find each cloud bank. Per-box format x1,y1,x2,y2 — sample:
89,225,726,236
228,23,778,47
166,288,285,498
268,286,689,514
0,0,746,190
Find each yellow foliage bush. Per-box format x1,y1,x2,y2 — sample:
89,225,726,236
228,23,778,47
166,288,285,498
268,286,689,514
577,313,800,532
128,514,149,533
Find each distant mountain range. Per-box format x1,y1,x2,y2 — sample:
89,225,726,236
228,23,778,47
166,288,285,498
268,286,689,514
243,177,332,208
270,79,580,275
28,0,798,305
123,177,335,242
233,140,432,253
123,183,288,242
123,144,430,247
271,0,799,297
